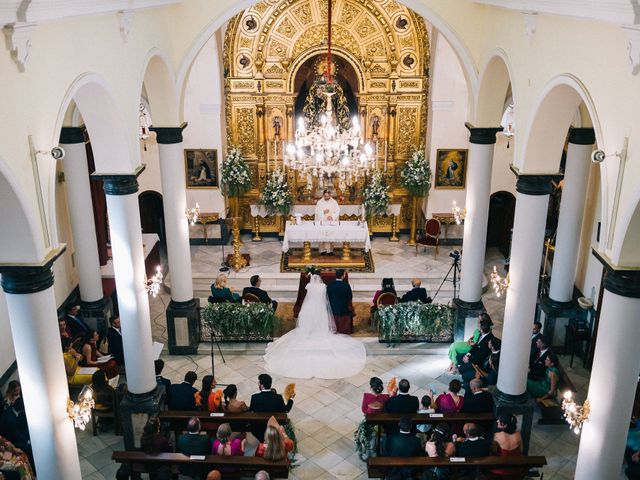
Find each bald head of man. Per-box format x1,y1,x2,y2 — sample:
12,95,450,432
411,278,422,288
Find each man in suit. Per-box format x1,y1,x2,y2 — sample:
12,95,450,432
249,373,294,442
455,423,490,457
457,317,494,368
462,379,494,414
65,304,90,339
168,371,198,410
529,335,551,381
400,278,431,304
155,359,171,404
177,417,211,477
106,317,125,366
243,275,278,311
326,269,354,334
385,379,419,434
530,321,543,362
386,416,422,457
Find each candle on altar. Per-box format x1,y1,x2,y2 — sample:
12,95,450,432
282,140,285,169
266,140,270,172
384,140,388,171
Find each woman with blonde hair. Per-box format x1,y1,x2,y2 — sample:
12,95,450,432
211,423,245,456
210,273,240,303
255,417,294,461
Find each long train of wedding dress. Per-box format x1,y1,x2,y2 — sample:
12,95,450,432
263,275,367,379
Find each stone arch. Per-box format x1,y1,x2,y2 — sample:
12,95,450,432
139,49,180,126
55,73,134,174
0,155,44,263
475,49,516,127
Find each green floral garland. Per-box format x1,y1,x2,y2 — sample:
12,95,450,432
354,419,375,461
376,302,454,343
363,171,390,216
201,302,280,341
260,168,292,216
221,147,252,197
400,146,432,197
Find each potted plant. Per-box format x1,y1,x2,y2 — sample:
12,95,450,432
363,171,390,217
400,146,432,245
260,168,292,216
221,147,252,217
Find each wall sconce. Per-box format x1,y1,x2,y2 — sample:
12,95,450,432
185,203,201,225
145,266,163,298
490,265,510,297
562,391,590,434
451,201,466,225
67,386,94,430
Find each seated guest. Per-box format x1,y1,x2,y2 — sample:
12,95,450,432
210,273,240,303
155,359,171,403
254,471,270,480
454,422,490,457
255,417,293,459
196,375,218,412
3,382,20,409
530,321,543,363
0,435,35,480
168,371,198,411
206,471,222,480
92,370,118,431
79,330,119,379
459,337,501,387
625,447,640,479
462,379,494,414
212,423,245,456
250,374,294,442
385,379,419,414
456,315,494,370
59,318,74,347
0,386,33,469
385,416,422,479
400,278,430,304
62,339,95,386
488,414,526,477
243,275,278,311
434,379,464,414
416,395,435,434
527,354,560,400
371,278,396,315
425,423,455,479
361,377,392,414
140,417,172,480
178,417,212,477
447,314,492,374
65,304,90,339
222,384,248,413
106,317,125,366
529,335,552,381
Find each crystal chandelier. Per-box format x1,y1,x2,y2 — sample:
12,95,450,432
561,391,590,434
67,386,95,430
284,0,374,189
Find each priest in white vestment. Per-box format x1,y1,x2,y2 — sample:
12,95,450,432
314,189,340,255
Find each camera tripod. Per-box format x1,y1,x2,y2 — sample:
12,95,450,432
432,251,461,302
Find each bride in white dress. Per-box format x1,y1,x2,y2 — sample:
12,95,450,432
264,274,367,379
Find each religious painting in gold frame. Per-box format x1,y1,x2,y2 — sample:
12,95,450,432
184,149,218,189
435,149,468,189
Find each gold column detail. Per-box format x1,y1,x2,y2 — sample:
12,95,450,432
390,214,399,242
252,216,262,241
302,242,312,262
277,215,284,237
230,217,248,272
408,196,418,246
342,242,352,262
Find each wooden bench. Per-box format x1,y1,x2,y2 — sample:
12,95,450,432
112,451,290,479
366,412,495,454
368,455,547,479
159,411,288,440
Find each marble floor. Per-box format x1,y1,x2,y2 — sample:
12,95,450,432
77,239,600,479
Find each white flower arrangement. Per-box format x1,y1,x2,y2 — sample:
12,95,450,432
400,146,432,197
260,168,292,216
363,171,390,216
221,147,252,196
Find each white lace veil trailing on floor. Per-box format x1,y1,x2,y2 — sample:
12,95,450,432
296,274,337,333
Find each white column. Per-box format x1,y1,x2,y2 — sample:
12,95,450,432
549,129,595,303
575,272,640,479
102,172,156,394
497,177,551,398
0,253,82,479
151,126,194,303
459,125,502,304
60,130,103,302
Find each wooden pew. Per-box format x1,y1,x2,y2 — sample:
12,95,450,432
112,451,290,479
158,411,288,440
366,412,495,454
368,455,547,479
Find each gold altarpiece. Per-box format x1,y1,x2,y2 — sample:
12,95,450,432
224,0,430,235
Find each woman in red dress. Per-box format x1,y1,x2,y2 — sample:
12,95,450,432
361,377,394,414
487,414,527,478
80,330,119,379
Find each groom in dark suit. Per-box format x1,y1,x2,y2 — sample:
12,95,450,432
326,269,354,334
249,374,294,442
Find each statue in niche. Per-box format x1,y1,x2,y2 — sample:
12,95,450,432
272,116,282,141
370,115,380,141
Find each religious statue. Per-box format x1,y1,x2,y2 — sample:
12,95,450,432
272,116,282,141
371,115,380,141
314,189,340,255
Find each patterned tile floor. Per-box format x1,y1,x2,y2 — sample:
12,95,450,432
76,238,606,479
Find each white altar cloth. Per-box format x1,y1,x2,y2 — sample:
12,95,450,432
282,221,371,252
251,203,401,218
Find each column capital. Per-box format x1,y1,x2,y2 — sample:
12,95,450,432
149,122,188,144
568,127,596,146
92,165,145,195
464,122,504,145
59,126,86,144
0,247,65,294
592,248,640,298
511,165,561,195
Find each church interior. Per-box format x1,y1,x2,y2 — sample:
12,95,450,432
1,0,640,479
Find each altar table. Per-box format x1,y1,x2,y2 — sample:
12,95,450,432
282,220,371,262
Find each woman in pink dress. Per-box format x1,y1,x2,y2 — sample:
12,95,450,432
211,423,245,456
434,379,464,413
361,377,393,414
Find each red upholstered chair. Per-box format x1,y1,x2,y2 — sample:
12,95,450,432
416,218,441,258
242,293,261,304
376,292,398,307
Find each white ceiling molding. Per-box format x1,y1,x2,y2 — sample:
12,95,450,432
521,11,538,45
3,22,36,72
117,10,134,43
475,0,639,27
622,25,640,75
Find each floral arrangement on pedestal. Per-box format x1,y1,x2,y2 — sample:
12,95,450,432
260,168,292,216
221,147,252,196
362,171,390,216
400,146,432,197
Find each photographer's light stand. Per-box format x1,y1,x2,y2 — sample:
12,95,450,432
432,250,462,302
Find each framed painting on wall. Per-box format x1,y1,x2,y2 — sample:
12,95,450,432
435,149,468,189
185,149,218,189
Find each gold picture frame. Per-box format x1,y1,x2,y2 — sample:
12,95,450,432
435,149,468,189
184,149,219,189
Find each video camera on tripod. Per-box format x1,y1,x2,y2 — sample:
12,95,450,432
433,249,462,301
